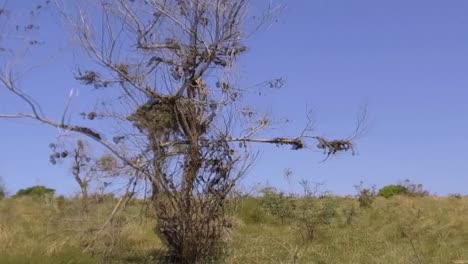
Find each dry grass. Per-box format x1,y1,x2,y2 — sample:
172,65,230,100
0,195,467,263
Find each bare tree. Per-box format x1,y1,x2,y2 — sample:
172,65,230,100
49,140,92,211
0,0,362,262
50,138,128,211
50,139,96,212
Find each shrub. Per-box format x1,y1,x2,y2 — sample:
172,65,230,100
354,182,377,208
14,185,55,198
449,193,462,199
295,195,338,241
378,180,429,198
260,187,294,224
378,185,407,198
400,179,429,197
0,177,5,200
55,195,67,211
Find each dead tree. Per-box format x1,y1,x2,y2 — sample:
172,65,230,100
0,1,364,263
49,140,93,211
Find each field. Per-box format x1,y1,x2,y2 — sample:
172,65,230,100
1,195,468,264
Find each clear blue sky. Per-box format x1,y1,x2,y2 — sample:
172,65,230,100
1,0,468,196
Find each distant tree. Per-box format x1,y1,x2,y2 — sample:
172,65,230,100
49,140,92,204
14,185,55,198
49,139,126,212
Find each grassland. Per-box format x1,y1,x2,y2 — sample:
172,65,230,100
0,195,467,264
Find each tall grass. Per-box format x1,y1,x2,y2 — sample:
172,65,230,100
0,195,467,263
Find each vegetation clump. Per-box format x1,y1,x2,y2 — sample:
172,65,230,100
0,180,5,199
378,179,429,198
378,184,408,198
295,194,338,242
14,185,55,198
354,182,377,208
260,187,294,224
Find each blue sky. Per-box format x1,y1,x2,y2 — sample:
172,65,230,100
1,0,468,196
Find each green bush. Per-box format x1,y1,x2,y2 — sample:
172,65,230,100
14,185,55,198
260,187,294,224
378,185,407,198
378,180,429,198
295,195,338,241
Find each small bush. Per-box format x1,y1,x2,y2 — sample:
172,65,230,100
295,195,338,241
449,193,462,199
55,195,67,211
344,205,357,225
378,185,407,198
14,185,55,198
400,179,429,197
260,187,294,224
378,180,429,198
354,182,377,208
0,176,5,199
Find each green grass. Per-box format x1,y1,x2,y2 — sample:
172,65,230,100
0,195,467,263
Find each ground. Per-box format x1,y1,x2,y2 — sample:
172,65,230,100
0,195,467,263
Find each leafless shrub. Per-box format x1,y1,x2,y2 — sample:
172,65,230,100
400,179,429,197
0,0,363,262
